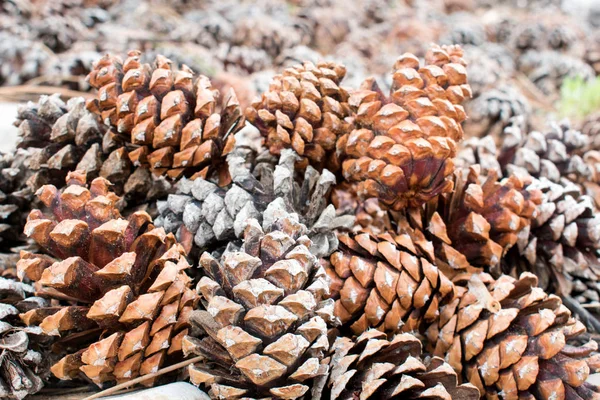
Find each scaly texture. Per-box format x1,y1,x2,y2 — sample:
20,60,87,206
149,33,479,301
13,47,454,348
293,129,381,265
324,330,479,399
498,119,599,185
0,277,51,399
425,272,600,400
325,196,600,398
339,44,471,209
463,85,531,141
0,150,35,255
86,50,243,186
156,125,353,257
324,227,460,336
184,207,338,399
456,121,600,329
413,165,542,276
245,60,351,171
15,95,105,192
17,174,198,386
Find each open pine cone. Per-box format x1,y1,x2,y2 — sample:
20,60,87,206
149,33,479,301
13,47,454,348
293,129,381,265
86,50,244,186
339,44,472,209
418,165,542,276
426,271,600,400
0,276,52,399
13,93,175,213
326,214,600,398
457,119,600,329
325,330,479,399
245,60,351,172
156,125,353,257
16,173,198,386
184,208,337,399
324,226,460,336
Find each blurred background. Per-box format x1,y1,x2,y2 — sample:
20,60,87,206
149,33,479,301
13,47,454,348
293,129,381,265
1,0,600,150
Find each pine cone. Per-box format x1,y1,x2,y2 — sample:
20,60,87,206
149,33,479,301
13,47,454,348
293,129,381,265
499,119,600,186
325,330,479,399
518,50,594,96
463,85,530,140
457,120,600,329
418,166,542,276
184,208,337,399
0,31,52,86
505,172,600,314
156,126,353,258
0,150,35,253
0,277,52,399
17,173,198,386
326,193,600,397
15,94,107,192
425,271,600,400
86,50,243,186
324,227,459,336
245,60,351,172
339,44,471,210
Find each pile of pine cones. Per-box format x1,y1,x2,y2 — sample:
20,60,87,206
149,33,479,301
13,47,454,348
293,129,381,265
1,40,600,400
3,0,600,139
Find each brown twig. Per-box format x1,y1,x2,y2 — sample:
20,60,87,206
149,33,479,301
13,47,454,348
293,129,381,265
24,75,87,86
82,356,204,400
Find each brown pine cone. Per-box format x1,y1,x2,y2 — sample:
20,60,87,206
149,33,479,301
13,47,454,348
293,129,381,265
420,166,542,276
17,173,198,386
340,44,472,210
324,227,460,336
86,50,243,186
325,330,479,399
326,203,600,398
14,94,96,190
184,207,336,399
457,125,600,330
425,272,600,400
505,172,600,325
245,60,352,171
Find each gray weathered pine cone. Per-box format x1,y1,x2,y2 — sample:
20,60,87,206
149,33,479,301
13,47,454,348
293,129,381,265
463,85,531,140
518,50,595,96
185,207,339,399
457,118,600,330
0,277,53,399
506,168,600,327
155,124,353,257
